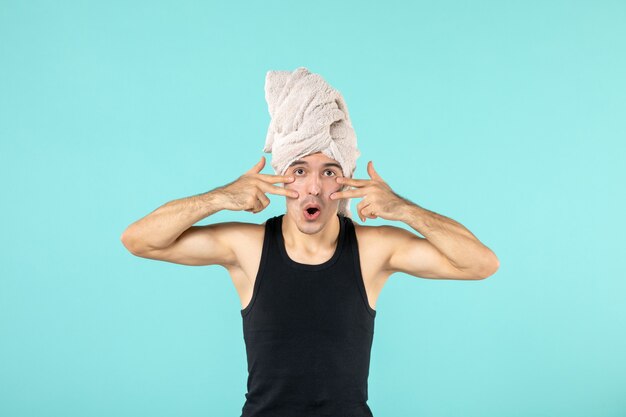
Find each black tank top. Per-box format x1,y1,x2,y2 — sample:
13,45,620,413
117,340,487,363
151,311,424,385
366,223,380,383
239,213,377,417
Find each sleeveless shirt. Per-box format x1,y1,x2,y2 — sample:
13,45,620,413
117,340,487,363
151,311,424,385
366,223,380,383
239,213,377,417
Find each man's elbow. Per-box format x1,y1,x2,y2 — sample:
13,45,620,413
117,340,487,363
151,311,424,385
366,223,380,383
477,253,500,279
120,230,144,255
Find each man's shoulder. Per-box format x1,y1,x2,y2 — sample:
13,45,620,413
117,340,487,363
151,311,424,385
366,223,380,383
349,221,410,280
352,220,422,256
206,219,268,269
351,221,412,255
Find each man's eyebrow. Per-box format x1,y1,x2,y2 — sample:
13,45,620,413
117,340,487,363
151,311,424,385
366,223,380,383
289,160,342,170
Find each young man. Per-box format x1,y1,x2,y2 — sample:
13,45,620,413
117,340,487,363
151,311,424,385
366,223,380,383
121,66,499,416
120,151,499,416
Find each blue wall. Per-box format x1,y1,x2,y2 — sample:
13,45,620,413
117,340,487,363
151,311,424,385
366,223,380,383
1,1,624,416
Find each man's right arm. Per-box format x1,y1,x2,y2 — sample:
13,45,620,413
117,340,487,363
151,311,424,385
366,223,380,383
120,190,238,267
120,156,297,268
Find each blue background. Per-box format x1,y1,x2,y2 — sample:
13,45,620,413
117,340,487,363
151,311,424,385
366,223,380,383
1,0,625,416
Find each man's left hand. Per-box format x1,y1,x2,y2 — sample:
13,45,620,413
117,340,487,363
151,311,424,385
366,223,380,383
330,161,411,223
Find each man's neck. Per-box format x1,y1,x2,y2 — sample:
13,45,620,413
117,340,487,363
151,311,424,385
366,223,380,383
282,212,340,253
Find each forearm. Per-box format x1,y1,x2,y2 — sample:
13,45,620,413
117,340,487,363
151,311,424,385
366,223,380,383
121,188,224,252
399,202,498,274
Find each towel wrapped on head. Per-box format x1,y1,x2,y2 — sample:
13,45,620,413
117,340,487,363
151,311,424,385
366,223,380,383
263,66,361,219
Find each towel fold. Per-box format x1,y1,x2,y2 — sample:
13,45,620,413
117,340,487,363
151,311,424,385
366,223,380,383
263,66,360,219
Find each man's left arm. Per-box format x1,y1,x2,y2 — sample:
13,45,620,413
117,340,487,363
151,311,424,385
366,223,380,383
331,161,500,280
395,203,500,279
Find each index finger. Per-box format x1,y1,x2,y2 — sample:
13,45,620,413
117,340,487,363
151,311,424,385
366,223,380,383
330,188,366,200
259,182,299,198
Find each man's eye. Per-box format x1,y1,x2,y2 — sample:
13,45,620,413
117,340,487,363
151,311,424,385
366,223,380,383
294,168,304,175
324,170,336,176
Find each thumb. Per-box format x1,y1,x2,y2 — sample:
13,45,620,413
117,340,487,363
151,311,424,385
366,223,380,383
246,156,265,174
367,161,383,181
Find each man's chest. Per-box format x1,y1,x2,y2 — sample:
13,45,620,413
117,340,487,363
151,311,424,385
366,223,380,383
229,225,391,312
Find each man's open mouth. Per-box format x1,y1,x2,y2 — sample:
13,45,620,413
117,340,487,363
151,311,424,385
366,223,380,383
303,204,321,220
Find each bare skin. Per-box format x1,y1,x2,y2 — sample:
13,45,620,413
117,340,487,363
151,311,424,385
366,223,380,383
121,152,499,311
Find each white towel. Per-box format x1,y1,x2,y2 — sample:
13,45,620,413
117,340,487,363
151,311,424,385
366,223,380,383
263,66,361,219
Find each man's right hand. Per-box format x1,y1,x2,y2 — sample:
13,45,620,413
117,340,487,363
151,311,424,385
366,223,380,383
214,156,299,214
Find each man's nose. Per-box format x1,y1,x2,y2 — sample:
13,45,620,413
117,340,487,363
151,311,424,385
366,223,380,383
306,175,322,195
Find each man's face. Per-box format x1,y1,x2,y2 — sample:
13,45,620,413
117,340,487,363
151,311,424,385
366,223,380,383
283,152,346,234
